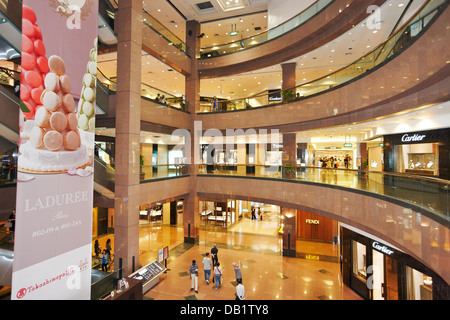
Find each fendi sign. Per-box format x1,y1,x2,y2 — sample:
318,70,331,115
305,219,319,225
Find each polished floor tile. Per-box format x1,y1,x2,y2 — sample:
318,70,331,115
94,219,362,300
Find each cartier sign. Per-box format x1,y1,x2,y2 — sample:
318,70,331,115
372,241,394,255
401,133,426,143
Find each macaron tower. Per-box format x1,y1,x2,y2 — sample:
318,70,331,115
20,5,49,120
77,38,97,133
19,55,90,173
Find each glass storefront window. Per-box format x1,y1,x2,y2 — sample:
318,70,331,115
352,240,367,282
406,267,433,300
396,143,439,177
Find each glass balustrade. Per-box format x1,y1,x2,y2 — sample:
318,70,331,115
198,0,447,113
139,164,189,182
142,9,186,54
96,68,187,111
199,0,334,58
196,164,450,223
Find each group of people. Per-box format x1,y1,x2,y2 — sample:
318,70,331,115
94,238,113,272
188,244,245,300
251,206,263,221
320,154,352,169
155,93,167,104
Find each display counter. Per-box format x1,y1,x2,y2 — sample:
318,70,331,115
104,277,143,300
128,260,166,294
207,215,226,226
405,169,436,176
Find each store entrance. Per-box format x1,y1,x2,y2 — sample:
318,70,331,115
372,250,399,300
199,200,281,236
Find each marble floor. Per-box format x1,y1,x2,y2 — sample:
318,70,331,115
94,218,362,300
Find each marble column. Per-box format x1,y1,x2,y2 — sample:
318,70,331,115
281,207,297,257
184,20,201,244
281,62,297,101
185,20,201,114
282,132,297,178
114,0,142,276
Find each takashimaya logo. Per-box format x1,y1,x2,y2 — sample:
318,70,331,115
49,0,95,29
16,288,27,299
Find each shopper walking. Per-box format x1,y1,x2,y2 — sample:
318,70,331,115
101,250,108,272
211,244,219,266
189,260,199,293
214,262,222,290
235,279,245,300
202,253,213,284
233,261,242,283
94,239,101,257
213,96,218,112
105,238,112,261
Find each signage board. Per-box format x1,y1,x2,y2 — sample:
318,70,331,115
13,1,98,300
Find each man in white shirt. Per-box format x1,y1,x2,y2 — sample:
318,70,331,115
235,279,245,300
189,260,199,293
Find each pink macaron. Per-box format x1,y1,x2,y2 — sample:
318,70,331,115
42,91,61,112
43,130,63,151
63,131,81,151
50,111,68,132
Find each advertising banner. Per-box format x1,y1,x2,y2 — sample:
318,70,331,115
12,0,98,300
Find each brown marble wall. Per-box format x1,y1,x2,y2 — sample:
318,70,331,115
140,98,191,130
196,175,450,285
138,177,191,205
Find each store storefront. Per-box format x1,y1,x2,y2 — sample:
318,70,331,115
296,210,338,243
383,128,450,179
138,200,184,226
340,225,449,300
199,199,241,228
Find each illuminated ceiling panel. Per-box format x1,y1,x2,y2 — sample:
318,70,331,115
217,0,246,12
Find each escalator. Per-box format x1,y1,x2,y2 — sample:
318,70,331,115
93,145,115,200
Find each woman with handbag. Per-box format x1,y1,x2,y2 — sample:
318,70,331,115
214,262,222,290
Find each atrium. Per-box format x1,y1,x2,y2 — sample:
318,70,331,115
0,0,449,302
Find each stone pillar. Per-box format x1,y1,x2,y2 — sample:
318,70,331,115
359,142,368,170
185,20,201,114
281,62,297,100
281,207,296,257
282,132,297,178
114,0,142,276
184,20,201,243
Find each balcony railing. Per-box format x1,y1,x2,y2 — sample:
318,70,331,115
197,164,450,225
139,164,189,182
199,0,335,58
142,9,186,54
197,0,447,113
96,68,187,111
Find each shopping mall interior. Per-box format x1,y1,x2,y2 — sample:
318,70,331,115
0,0,449,302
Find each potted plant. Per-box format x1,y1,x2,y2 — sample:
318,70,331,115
283,163,295,179
282,89,295,102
